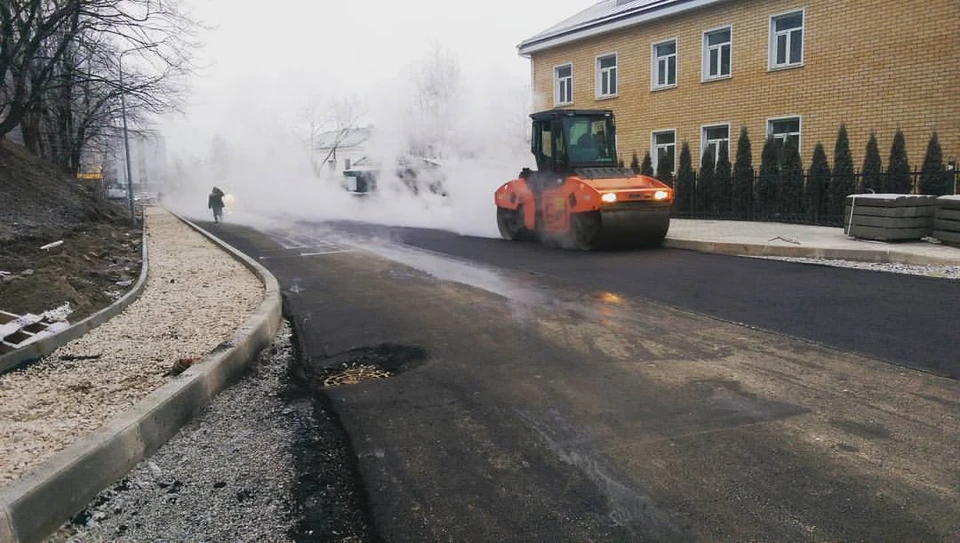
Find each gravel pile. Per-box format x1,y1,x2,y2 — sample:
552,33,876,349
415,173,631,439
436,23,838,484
0,208,264,484
756,256,960,279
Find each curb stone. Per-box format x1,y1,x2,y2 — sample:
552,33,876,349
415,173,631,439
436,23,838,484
0,229,150,375
0,208,282,543
663,238,960,267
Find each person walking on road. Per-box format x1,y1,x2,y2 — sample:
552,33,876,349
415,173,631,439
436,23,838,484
208,186,225,223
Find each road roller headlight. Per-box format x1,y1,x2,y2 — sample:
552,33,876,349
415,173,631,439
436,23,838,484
601,192,617,203
654,190,669,201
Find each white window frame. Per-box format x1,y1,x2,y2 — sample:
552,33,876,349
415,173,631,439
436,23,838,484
651,129,677,174
700,122,731,165
701,25,732,81
595,52,618,99
768,9,804,71
651,38,678,90
554,63,573,106
766,115,802,154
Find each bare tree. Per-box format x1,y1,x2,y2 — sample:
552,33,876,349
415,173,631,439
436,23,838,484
1,0,196,171
406,44,461,159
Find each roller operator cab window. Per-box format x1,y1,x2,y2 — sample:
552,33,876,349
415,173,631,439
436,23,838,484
566,117,616,166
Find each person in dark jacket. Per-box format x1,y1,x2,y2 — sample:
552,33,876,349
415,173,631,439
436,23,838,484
208,186,225,223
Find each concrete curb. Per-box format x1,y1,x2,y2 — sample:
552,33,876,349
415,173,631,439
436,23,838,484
663,237,960,266
0,229,150,375
0,208,282,543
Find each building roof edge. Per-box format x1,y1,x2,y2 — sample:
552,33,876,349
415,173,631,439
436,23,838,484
518,0,725,56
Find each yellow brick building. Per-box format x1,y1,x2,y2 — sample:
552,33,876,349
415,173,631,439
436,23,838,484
520,0,959,174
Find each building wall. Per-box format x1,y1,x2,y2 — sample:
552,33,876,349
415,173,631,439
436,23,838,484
530,0,959,172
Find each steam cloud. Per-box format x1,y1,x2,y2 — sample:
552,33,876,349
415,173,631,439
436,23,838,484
161,49,534,239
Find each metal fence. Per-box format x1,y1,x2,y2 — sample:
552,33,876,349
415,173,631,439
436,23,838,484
669,169,959,227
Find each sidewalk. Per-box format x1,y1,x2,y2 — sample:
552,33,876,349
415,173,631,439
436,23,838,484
666,219,960,266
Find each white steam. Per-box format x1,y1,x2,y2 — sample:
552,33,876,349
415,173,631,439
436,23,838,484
161,47,534,238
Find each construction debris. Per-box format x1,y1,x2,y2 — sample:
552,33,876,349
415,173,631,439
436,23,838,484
40,240,64,251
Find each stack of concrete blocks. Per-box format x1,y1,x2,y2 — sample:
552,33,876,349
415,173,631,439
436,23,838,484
933,195,960,246
843,194,936,241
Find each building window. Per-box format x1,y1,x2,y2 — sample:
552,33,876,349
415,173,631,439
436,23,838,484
701,124,730,164
554,64,573,105
652,130,676,174
767,116,801,151
769,10,803,69
652,39,677,89
702,27,731,80
595,54,617,98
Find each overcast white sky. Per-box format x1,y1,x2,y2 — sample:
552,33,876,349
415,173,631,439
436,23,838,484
160,0,594,156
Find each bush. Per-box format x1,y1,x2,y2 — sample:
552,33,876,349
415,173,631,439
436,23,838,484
829,124,855,215
699,147,715,215
887,128,911,193
714,142,732,215
919,132,949,195
862,132,882,193
640,151,654,176
780,138,804,216
731,127,754,218
674,142,695,214
757,137,780,219
630,151,640,174
655,151,675,187
807,143,829,222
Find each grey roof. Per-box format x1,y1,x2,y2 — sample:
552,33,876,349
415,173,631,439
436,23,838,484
313,127,372,150
520,0,718,53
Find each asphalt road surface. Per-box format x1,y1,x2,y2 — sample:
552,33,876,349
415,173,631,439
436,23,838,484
204,218,960,541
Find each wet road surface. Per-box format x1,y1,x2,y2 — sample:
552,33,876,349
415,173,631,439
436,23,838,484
203,219,960,541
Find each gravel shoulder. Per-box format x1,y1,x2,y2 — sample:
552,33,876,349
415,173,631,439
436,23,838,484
753,255,960,279
50,322,374,543
0,207,264,485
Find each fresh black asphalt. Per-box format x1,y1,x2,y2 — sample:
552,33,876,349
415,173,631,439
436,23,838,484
328,222,960,380
200,219,959,541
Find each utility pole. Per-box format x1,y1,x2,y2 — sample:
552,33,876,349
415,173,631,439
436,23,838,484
118,44,156,225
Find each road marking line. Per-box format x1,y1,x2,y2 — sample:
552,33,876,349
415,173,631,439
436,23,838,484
299,250,357,256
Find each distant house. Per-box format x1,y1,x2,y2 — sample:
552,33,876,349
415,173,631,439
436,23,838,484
313,127,373,175
519,0,958,173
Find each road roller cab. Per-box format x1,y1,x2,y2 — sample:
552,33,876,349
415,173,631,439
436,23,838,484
494,109,674,249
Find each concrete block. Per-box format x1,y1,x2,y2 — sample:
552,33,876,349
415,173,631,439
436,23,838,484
933,219,960,233
844,205,934,218
935,208,960,222
933,229,960,245
847,215,932,229
935,195,960,210
844,194,938,207
848,225,932,241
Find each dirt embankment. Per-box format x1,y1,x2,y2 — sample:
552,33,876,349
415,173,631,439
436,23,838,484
0,140,141,321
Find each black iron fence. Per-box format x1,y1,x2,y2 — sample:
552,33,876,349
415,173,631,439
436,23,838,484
668,169,959,227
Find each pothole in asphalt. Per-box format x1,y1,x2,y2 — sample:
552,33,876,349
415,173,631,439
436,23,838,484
313,344,427,388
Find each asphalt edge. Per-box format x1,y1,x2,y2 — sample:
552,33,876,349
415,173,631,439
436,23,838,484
0,226,150,375
663,237,960,266
0,207,282,543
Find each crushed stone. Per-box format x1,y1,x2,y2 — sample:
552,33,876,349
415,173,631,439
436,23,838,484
755,256,960,279
49,324,300,543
